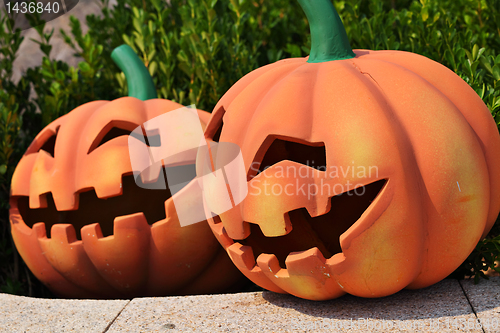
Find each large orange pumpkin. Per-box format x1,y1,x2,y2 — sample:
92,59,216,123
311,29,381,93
204,0,500,300
9,45,244,298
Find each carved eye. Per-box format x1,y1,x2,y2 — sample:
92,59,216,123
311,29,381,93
212,120,223,143
38,133,57,157
88,126,161,154
205,106,225,142
249,136,327,180
29,127,60,157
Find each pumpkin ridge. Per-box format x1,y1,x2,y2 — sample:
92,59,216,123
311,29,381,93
9,206,114,298
37,224,126,297
341,57,436,214
225,61,308,141
307,63,321,141
152,220,226,294
357,57,490,288
352,55,490,155
359,51,500,233
172,250,221,294
214,58,304,113
353,56,477,117
342,57,427,187
356,57,489,198
175,244,242,295
220,59,305,113
237,62,328,163
340,57,484,289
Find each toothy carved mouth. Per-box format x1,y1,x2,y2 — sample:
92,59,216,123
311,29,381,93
13,166,195,239
223,179,387,269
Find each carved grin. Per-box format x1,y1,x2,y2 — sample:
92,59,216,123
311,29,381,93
12,165,196,239
215,179,387,269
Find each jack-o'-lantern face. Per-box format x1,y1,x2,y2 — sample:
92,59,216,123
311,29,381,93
204,0,500,301
12,98,184,236
9,45,245,298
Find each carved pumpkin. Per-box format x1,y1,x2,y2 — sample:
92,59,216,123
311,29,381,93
204,0,500,300
9,45,244,298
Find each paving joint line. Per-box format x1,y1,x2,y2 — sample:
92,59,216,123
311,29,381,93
102,299,132,333
458,279,486,333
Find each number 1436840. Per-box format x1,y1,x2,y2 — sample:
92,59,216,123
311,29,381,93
6,1,60,14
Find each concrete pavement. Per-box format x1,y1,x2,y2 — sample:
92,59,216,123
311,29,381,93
1,277,499,332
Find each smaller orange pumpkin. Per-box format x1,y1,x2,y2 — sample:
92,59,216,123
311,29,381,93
9,45,245,298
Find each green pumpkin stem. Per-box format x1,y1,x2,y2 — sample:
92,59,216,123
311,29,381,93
111,44,157,100
297,0,355,63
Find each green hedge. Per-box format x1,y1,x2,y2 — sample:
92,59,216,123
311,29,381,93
1,0,499,296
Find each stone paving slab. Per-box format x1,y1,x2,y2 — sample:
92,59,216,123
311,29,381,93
107,279,481,333
460,276,500,333
2,278,499,332
0,293,129,333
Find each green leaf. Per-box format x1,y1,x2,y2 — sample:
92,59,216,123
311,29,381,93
55,70,65,81
122,35,134,50
479,56,493,74
432,11,440,23
177,50,189,63
0,165,7,175
477,47,486,60
465,49,473,62
493,98,500,111
40,69,54,78
134,36,145,54
147,49,157,63
208,9,216,22
78,62,91,73
493,65,500,81
148,20,156,35
472,44,479,61
421,6,429,22
286,43,302,58
150,0,161,12
444,49,456,71
464,14,472,26
178,62,192,77
149,61,158,77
